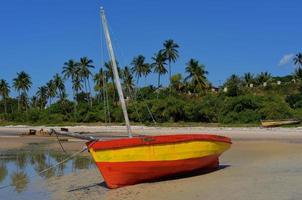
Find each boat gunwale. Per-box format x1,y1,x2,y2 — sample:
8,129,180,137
87,134,231,151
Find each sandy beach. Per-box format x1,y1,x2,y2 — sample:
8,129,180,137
1,126,302,200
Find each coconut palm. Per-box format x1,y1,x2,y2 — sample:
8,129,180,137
36,86,48,110
79,57,94,106
46,80,56,106
162,39,179,84
142,63,151,85
293,53,302,67
294,67,302,81
184,59,208,92
19,92,29,111
256,72,272,85
94,68,107,101
30,96,37,109
104,60,122,82
12,71,32,111
62,59,82,104
0,79,10,113
151,51,168,88
131,55,149,86
53,73,65,99
122,66,135,96
243,72,254,87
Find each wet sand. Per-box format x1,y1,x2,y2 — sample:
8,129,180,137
1,126,302,200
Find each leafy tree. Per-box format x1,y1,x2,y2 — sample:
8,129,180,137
0,79,10,113
170,73,184,92
224,74,242,97
161,39,179,85
151,51,168,88
12,71,32,111
184,59,208,93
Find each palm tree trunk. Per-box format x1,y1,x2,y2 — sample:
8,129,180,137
169,61,171,85
4,97,7,114
157,74,161,99
18,91,20,112
87,78,92,107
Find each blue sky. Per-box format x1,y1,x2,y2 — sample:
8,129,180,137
0,0,301,97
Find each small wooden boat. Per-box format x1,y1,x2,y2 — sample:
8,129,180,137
54,7,232,189
261,119,300,127
87,134,231,188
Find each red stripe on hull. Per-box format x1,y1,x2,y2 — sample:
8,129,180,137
95,154,220,189
87,134,231,151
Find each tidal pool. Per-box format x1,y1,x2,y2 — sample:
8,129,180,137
0,144,95,200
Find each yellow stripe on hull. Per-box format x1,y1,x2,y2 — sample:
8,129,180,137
89,141,231,162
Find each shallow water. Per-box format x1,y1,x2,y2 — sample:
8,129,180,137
0,143,95,200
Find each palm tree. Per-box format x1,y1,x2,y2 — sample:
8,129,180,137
131,55,148,87
62,59,81,104
122,66,135,96
46,80,56,106
53,73,65,99
162,39,179,84
30,96,37,109
243,72,254,87
142,63,151,85
79,57,94,106
0,79,10,114
184,59,208,92
293,53,302,68
104,60,122,81
151,51,168,88
12,71,32,112
36,86,48,110
256,72,271,85
294,67,302,81
94,68,107,101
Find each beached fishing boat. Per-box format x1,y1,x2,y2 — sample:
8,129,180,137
261,119,300,127
87,134,231,188
54,7,232,189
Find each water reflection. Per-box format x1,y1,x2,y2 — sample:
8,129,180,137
0,148,95,194
0,163,8,183
11,171,29,193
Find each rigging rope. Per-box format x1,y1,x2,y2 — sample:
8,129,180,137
105,22,157,125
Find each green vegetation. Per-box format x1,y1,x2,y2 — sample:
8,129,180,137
0,42,302,126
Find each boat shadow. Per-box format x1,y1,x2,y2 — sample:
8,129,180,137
148,164,230,183
68,165,230,192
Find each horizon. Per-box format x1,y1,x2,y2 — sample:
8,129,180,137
0,0,301,97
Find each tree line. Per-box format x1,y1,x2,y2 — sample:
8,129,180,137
0,41,302,125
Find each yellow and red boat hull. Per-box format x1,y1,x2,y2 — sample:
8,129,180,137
87,134,231,189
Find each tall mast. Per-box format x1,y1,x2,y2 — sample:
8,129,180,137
100,7,132,138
